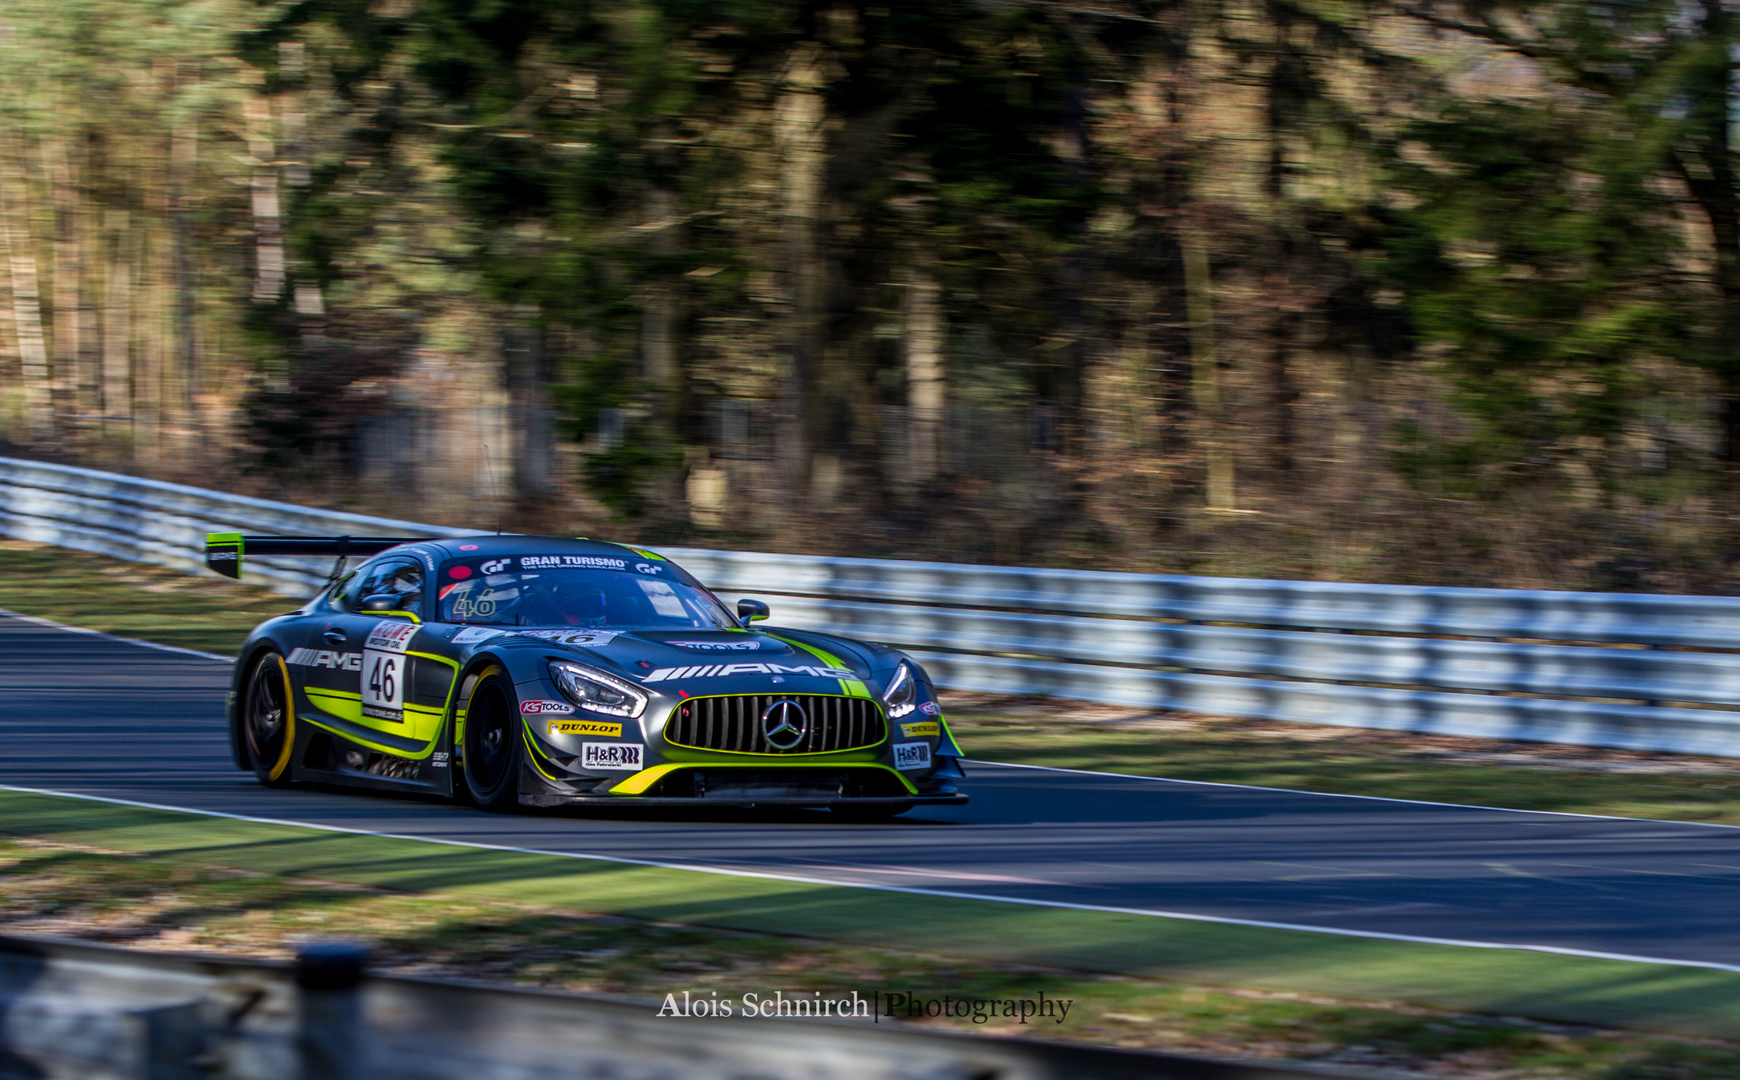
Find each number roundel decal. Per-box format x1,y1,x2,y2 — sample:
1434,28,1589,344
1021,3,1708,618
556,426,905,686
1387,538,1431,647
361,620,416,723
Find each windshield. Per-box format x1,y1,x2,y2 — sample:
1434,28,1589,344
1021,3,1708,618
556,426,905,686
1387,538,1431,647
436,559,735,629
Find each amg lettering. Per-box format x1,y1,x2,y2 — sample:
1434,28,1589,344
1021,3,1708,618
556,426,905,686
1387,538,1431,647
641,663,857,683
288,648,361,671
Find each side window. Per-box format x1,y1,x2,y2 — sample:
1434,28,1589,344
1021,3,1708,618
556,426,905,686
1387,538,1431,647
340,559,423,614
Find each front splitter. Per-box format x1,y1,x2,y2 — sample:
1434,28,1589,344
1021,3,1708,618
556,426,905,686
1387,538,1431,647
519,793,968,809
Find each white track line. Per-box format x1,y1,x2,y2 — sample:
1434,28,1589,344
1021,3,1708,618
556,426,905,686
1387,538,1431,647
3,781,1740,977
0,608,231,663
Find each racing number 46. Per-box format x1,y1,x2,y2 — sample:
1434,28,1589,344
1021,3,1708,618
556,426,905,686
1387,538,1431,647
360,645,406,718
368,655,397,702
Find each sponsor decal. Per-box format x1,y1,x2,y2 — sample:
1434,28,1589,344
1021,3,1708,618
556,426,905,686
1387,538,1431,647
520,554,629,571
208,550,237,562
451,626,506,645
641,663,857,683
366,621,418,653
919,701,942,716
583,742,643,770
892,742,932,770
547,719,623,737
361,620,418,723
481,558,512,574
431,751,449,768
899,721,940,739
451,597,497,618
520,699,575,715
635,562,662,575
449,565,472,579
515,629,621,648
666,639,761,651
287,648,362,671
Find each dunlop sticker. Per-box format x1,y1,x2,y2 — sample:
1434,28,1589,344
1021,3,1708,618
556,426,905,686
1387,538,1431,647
547,719,624,737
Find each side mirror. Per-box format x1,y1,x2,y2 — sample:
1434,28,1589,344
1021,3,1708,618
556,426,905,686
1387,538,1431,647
360,594,399,613
737,598,770,625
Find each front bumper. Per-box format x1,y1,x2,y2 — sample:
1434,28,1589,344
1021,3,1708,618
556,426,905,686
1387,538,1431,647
519,759,964,808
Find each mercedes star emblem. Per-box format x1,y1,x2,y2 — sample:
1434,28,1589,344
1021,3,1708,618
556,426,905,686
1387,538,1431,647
761,699,808,750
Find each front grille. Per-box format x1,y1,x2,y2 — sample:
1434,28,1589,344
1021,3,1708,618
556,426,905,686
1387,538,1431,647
664,694,887,754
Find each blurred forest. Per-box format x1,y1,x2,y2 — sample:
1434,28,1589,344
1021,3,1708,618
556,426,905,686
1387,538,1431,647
2,0,1738,590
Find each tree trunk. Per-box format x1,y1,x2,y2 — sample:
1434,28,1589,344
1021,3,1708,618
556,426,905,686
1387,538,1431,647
46,136,81,424
0,141,52,439
243,97,285,304
171,62,199,422
642,184,681,428
903,268,945,479
1181,225,1235,510
1268,326,1296,472
101,211,132,437
773,42,828,496
504,310,552,501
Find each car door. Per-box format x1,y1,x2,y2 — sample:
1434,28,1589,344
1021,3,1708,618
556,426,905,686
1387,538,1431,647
303,557,427,753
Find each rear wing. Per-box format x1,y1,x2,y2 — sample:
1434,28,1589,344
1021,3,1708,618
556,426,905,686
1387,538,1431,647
204,533,428,580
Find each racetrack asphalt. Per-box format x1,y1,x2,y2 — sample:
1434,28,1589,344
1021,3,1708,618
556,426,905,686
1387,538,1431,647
9,611,1740,970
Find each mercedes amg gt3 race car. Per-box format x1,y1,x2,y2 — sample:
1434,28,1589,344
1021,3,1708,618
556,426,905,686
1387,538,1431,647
206,533,967,818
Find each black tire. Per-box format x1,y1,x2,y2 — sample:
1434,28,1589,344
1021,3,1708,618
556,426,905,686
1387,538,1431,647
831,802,913,823
461,671,523,812
242,650,296,787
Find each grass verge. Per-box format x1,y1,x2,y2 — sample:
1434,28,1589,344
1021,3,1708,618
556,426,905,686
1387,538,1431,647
4,789,1740,1078
0,539,292,655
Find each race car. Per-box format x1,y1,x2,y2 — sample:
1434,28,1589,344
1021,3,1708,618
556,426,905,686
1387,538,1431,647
206,532,967,818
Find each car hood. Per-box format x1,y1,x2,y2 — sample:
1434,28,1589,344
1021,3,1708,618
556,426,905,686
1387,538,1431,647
459,625,875,693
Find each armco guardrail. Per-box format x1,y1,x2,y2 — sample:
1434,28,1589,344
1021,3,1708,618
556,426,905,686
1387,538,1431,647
0,933,1381,1080
5,455,1740,756
0,456,469,595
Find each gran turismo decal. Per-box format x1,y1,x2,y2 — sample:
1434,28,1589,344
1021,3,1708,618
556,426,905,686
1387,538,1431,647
480,558,512,574
641,663,857,683
635,562,662,575
583,742,643,770
548,719,623,737
520,554,629,571
287,648,361,671
520,699,574,715
893,742,932,770
515,629,622,647
665,639,760,651
899,721,940,738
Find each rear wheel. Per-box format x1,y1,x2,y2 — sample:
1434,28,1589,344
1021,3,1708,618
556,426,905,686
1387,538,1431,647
461,672,523,812
242,651,296,787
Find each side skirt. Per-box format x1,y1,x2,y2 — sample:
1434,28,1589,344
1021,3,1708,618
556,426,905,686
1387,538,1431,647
286,724,451,796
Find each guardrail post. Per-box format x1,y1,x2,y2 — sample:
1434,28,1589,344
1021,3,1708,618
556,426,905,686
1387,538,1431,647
296,941,368,1080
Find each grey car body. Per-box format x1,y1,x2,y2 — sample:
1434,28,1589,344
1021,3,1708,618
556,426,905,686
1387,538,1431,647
223,534,967,818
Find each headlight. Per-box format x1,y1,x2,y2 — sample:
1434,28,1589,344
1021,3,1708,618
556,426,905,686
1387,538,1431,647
882,662,916,719
549,660,649,719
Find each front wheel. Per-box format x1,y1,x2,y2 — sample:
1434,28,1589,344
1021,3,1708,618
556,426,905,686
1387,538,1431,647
242,650,296,787
461,671,523,812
